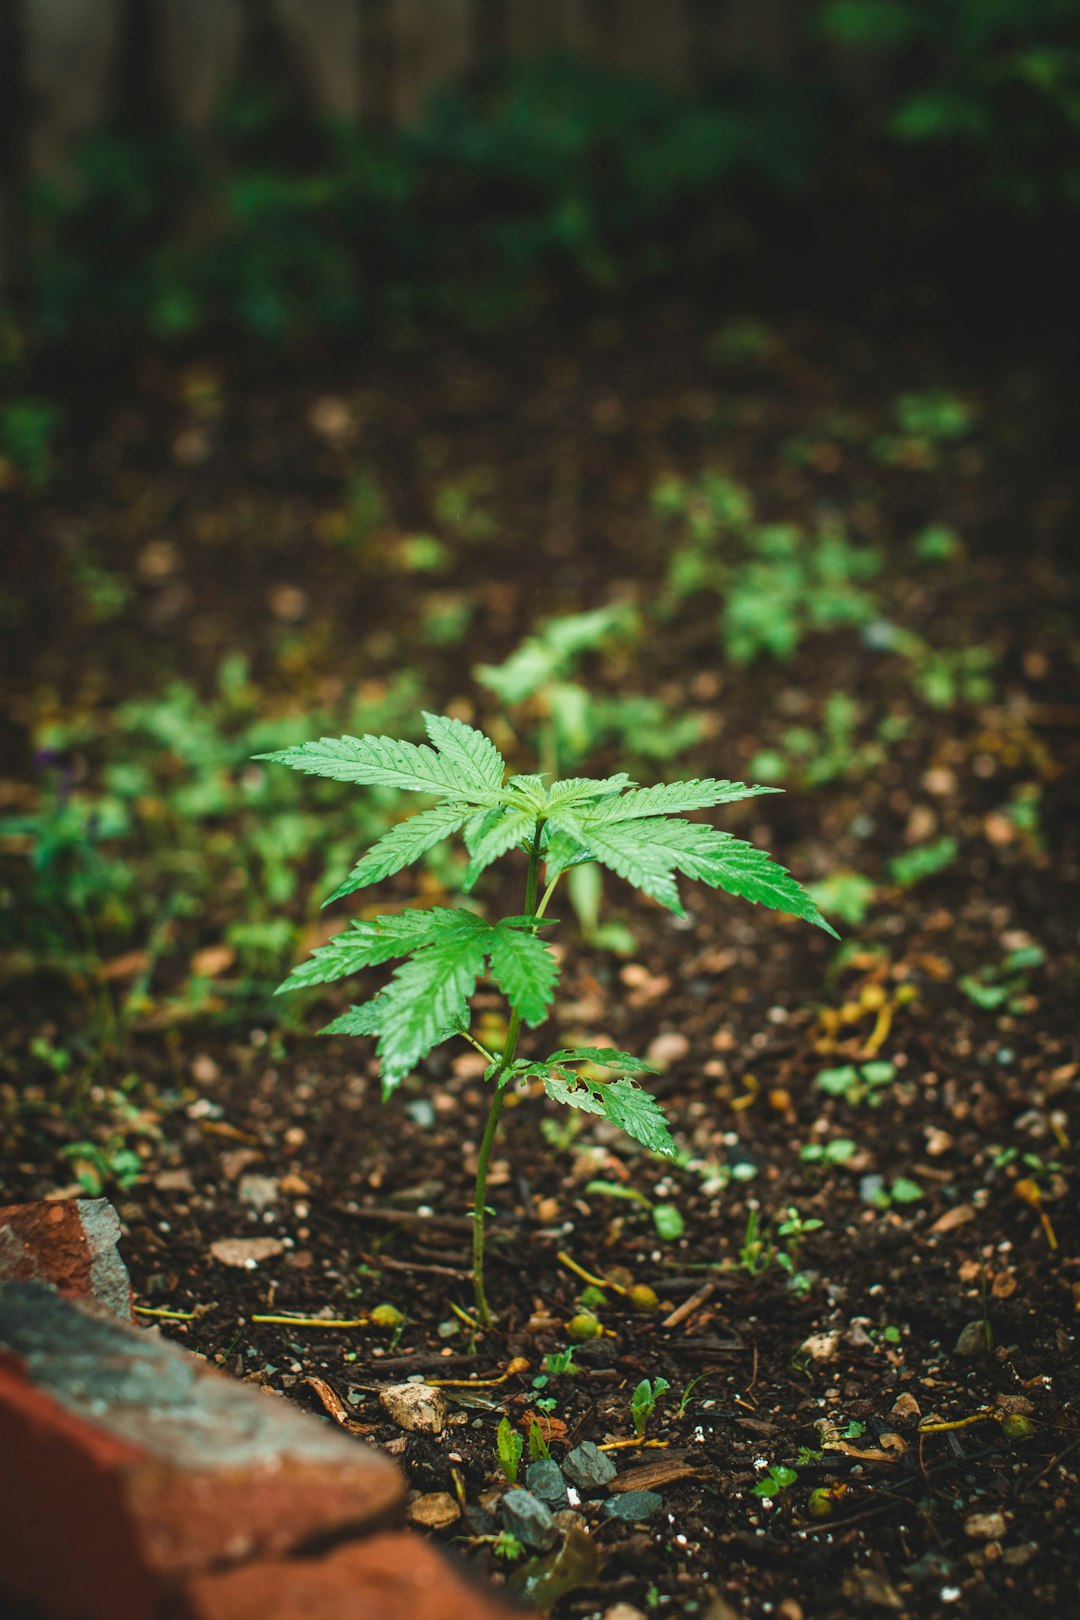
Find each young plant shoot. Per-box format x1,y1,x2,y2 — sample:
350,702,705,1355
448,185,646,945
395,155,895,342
261,712,836,1324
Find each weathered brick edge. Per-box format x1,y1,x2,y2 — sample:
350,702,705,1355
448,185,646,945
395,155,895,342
0,1197,133,1319
0,1203,524,1620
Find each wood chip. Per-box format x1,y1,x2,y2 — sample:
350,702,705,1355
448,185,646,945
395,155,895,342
929,1204,976,1235
608,1456,700,1494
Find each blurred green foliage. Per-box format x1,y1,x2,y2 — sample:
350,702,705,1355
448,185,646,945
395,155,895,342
0,659,426,998
820,0,1080,211
8,1,1076,347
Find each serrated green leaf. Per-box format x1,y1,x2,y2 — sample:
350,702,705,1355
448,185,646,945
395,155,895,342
541,825,595,879
255,730,503,802
488,923,559,1026
541,1070,606,1117
497,1415,523,1485
463,805,537,891
325,803,476,903
580,778,779,823
275,908,467,993
503,773,548,808
653,823,838,936
421,711,505,793
546,811,684,913
542,1067,676,1156
319,999,385,1037
376,914,492,1077
545,774,636,807
596,1077,677,1155
546,1046,657,1075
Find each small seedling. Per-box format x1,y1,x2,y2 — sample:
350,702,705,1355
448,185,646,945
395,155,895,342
800,1137,857,1167
584,1178,685,1241
738,1206,821,1292
527,1417,551,1461
816,1061,896,1107
543,1346,581,1378
631,1377,670,1440
263,711,835,1323
887,836,957,889
497,1415,523,1485
752,1464,798,1500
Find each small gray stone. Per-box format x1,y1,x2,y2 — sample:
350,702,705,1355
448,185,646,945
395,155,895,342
563,1441,617,1491
526,1458,569,1505
602,1490,664,1522
953,1320,993,1358
501,1488,559,1550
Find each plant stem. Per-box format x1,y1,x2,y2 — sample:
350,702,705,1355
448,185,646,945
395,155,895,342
471,818,544,1327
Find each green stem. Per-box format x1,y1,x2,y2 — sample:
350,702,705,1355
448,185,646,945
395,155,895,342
535,871,562,920
471,818,545,1327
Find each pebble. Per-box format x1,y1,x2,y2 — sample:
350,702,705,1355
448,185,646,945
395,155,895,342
965,1511,1007,1541
644,1031,690,1070
563,1442,617,1491
953,1320,993,1358
501,1488,559,1550
238,1173,280,1212
406,1491,460,1529
377,1382,449,1434
526,1459,569,1505
799,1331,840,1362
208,1236,284,1268
602,1489,663,1522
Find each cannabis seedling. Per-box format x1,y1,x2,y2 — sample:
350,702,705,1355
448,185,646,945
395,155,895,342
261,711,835,1324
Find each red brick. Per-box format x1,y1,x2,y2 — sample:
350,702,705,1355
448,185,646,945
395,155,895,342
172,1532,525,1620
0,1197,133,1318
0,1283,406,1620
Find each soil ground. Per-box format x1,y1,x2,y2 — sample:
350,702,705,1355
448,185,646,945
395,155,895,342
2,300,1078,1619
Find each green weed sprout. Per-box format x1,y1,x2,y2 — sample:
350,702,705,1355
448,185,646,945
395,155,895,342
260,711,836,1325
631,1376,670,1440
496,1415,523,1485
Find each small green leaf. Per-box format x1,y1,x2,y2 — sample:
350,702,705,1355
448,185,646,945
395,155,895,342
547,811,685,914
541,1069,606,1118
581,778,779,823
598,1077,677,1156
256,727,503,801
546,1047,657,1076
545,774,636,807
463,806,537,891
652,1203,685,1241
488,924,560,1027
421,711,506,793
497,1415,523,1485
325,803,475,902
376,913,492,1077
541,1067,676,1156
319,999,385,1037
276,908,465,993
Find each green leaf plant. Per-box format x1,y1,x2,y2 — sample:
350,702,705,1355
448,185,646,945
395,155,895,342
260,711,836,1325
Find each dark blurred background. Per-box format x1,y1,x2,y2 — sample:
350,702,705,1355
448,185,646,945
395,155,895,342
2,0,1079,356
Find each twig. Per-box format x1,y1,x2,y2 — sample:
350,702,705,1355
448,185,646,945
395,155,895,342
360,1249,470,1280
1018,1434,1080,1494
661,1281,716,1329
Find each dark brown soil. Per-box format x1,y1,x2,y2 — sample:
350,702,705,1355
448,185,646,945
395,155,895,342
2,302,1078,1619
